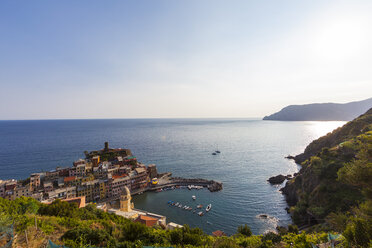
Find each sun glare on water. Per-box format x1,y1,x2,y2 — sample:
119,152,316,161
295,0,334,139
307,121,346,138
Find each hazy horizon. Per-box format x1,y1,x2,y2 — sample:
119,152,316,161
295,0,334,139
0,97,370,121
1,0,371,120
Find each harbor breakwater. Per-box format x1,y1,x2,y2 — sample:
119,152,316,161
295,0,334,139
149,176,223,192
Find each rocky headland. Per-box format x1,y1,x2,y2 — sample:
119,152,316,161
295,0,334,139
279,108,372,229
263,97,372,121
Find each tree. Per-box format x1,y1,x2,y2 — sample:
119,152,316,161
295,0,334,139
237,224,252,237
338,147,372,198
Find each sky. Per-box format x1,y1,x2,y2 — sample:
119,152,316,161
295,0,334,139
0,0,371,119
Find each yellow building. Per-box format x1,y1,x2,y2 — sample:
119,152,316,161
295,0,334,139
120,186,134,212
99,181,106,199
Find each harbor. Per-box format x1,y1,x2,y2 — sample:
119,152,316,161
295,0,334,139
145,173,223,193
133,186,220,234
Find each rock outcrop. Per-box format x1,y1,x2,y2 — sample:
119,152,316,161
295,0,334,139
208,181,223,192
268,174,288,184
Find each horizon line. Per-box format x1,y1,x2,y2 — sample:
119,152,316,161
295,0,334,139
0,117,263,121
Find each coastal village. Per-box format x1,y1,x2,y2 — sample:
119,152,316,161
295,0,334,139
0,142,222,231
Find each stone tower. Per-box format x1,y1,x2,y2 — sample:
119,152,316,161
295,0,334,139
120,186,133,212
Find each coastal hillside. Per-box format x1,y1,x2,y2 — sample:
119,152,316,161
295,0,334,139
294,108,372,163
281,108,372,247
0,197,333,248
263,97,372,121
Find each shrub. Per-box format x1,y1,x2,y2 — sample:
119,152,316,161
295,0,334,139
238,224,252,237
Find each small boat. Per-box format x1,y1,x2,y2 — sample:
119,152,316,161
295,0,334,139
212,152,217,155
156,188,162,192
197,204,203,209
215,150,220,153
193,210,196,213
192,195,196,200
206,204,212,212
175,202,179,207
198,211,204,216
188,185,192,190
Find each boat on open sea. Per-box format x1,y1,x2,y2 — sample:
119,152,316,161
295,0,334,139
198,211,204,216
197,204,203,209
192,195,196,200
206,204,212,212
212,152,217,155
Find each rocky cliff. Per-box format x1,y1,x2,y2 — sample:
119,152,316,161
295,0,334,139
281,108,372,228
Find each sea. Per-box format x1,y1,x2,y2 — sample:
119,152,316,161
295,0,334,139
0,119,345,235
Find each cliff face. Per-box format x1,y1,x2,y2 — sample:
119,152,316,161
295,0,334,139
281,108,372,227
263,97,372,121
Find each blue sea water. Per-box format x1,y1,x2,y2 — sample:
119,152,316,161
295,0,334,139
0,119,345,235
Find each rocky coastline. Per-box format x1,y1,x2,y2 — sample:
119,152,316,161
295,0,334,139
267,174,292,185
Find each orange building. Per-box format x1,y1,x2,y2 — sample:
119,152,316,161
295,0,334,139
135,215,158,227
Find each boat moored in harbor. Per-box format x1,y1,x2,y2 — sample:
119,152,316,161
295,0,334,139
206,204,212,212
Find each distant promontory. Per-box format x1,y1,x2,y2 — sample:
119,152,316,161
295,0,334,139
263,97,372,121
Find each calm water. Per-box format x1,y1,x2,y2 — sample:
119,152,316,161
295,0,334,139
0,119,345,234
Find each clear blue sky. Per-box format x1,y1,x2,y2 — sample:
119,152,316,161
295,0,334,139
0,0,371,119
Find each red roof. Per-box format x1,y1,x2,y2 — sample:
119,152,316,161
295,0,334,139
64,176,76,182
135,215,158,227
112,174,128,179
212,230,226,237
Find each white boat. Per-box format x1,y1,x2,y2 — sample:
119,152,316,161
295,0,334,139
188,185,192,190
192,195,196,200
197,204,203,209
206,204,212,212
175,202,179,206
198,211,204,216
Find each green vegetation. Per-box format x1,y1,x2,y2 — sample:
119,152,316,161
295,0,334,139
85,149,132,162
0,197,342,248
282,108,372,247
294,107,372,163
